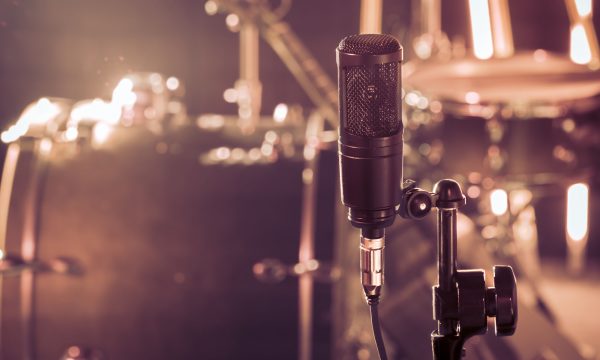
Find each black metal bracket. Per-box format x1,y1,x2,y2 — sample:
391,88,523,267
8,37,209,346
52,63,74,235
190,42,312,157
398,179,518,360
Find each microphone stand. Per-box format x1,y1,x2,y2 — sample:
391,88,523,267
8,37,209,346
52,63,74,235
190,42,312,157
399,179,518,360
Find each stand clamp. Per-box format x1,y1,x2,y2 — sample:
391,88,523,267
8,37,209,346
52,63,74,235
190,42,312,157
399,179,518,360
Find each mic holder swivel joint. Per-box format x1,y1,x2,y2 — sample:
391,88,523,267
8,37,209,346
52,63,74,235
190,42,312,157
398,179,518,360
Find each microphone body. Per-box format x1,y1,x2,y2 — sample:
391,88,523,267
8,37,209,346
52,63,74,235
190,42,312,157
337,34,403,299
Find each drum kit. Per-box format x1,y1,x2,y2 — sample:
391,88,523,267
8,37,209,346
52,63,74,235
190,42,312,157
0,0,598,359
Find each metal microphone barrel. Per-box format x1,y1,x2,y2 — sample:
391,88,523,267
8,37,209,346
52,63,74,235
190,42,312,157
336,34,404,236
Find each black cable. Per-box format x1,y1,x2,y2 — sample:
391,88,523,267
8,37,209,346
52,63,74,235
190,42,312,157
368,298,388,360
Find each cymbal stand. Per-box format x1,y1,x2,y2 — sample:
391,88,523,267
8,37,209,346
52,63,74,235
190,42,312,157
209,0,339,128
399,179,518,360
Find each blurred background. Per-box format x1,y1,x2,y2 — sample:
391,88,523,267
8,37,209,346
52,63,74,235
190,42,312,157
0,0,599,359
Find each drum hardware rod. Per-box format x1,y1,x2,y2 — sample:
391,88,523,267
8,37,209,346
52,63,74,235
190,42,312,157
420,0,441,36
0,142,21,354
16,139,53,360
251,111,331,360
211,0,339,128
359,0,382,34
411,0,452,60
0,255,81,276
489,0,514,58
235,18,262,133
20,152,42,360
0,143,20,252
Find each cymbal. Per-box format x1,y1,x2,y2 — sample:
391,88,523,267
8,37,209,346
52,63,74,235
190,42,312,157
404,52,600,107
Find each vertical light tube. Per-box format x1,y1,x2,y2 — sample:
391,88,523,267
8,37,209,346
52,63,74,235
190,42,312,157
570,24,593,64
566,0,599,68
468,0,494,59
566,183,589,274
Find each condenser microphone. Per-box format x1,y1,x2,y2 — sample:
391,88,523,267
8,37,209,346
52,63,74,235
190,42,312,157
337,34,403,301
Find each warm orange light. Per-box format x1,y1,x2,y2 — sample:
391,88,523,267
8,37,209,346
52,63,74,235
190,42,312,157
112,78,137,108
64,127,79,142
71,99,121,125
1,98,62,143
92,122,113,145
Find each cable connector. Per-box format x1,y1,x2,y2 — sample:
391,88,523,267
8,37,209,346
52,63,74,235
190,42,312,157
360,234,384,299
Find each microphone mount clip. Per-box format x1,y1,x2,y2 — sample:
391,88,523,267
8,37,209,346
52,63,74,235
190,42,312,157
398,179,518,360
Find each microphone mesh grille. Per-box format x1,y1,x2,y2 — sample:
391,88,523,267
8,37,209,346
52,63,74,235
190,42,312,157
338,34,400,55
338,34,401,137
344,62,399,137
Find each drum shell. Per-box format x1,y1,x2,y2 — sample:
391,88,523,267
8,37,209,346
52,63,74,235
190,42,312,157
433,114,581,178
0,124,335,359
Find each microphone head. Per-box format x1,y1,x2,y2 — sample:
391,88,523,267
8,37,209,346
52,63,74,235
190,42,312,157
337,34,402,139
338,34,400,55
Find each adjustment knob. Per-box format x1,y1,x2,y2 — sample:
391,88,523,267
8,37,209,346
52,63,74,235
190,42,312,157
485,265,518,336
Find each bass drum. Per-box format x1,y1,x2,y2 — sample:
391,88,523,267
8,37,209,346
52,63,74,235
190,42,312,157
0,119,334,359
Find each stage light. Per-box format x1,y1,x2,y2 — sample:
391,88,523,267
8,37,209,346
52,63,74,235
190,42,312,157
465,91,481,104
405,91,419,106
204,0,218,15
570,24,592,65
64,127,79,141
468,0,494,59
166,76,180,91
226,14,240,29
215,147,231,160
566,182,590,274
92,122,113,145
39,138,53,154
273,103,288,123
71,99,121,125
490,188,508,216
1,98,62,143
575,0,592,17
567,183,589,242
467,185,481,199
112,78,137,108
223,88,238,103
